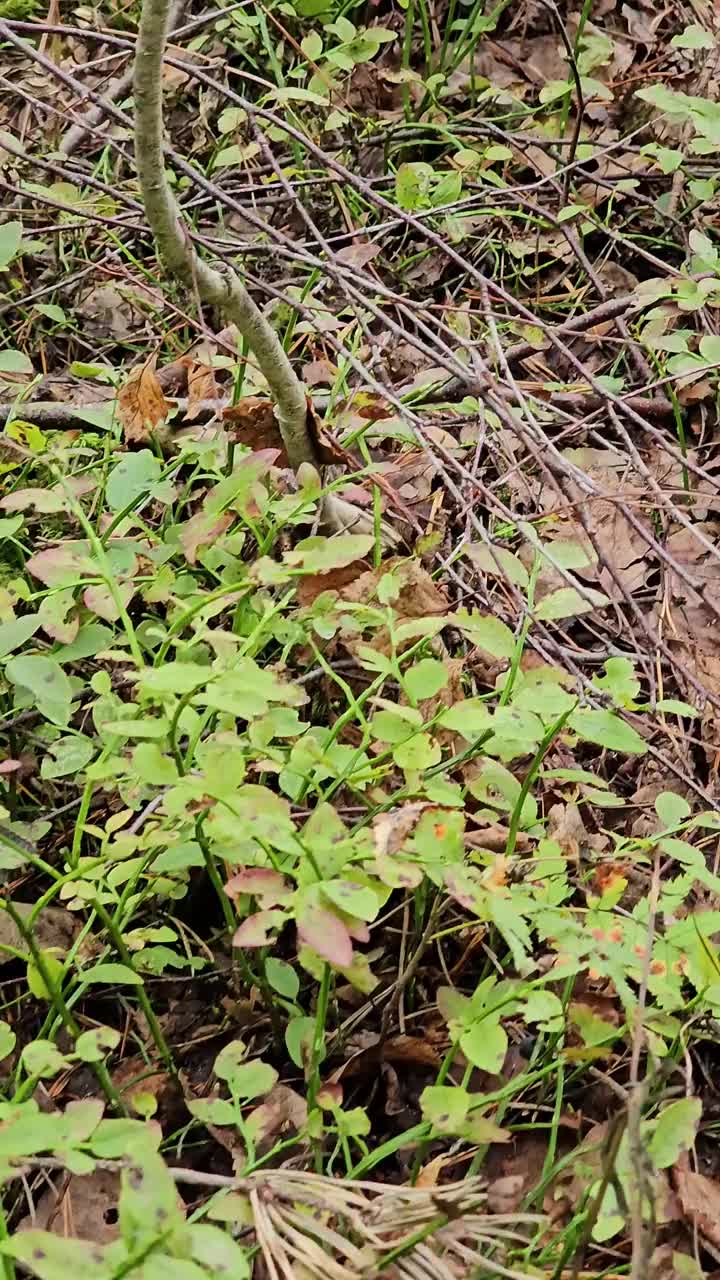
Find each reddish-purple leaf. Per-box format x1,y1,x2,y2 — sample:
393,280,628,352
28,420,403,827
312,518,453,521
83,582,135,623
26,544,94,587
297,908,353,968
224,868,290,906
0,488,65,514
232,910,286,948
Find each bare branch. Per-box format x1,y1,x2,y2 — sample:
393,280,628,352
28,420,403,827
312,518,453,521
132,0,313,470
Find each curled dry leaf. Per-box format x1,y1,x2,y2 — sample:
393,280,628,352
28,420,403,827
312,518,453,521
223,397,285,461
118,356,172,443
185,359,219,420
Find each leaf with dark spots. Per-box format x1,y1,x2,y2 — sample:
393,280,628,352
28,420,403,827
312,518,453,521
296,907,353,968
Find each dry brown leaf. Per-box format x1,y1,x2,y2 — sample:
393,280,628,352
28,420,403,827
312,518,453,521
335,240,381,269
672,1163,720,1250
118,357,172,443
544,450,652,594
341,557,447,617
295,560,369,607
17,1168,121,1242
302,358,338,387
185,359,219,420
546,803,588,861
222,397,285,460
0,902,78,961
246,1084,308,1155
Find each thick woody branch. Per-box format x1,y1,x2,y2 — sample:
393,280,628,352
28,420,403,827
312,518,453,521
133,0,314,470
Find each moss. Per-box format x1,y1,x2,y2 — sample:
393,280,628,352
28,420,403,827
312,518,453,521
0,0,41,17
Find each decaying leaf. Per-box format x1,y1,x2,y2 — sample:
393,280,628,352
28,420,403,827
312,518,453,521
17,1169,121,1243
118,357,172,443
673,1161,720,1252
185,359,219,419
223,397,286,460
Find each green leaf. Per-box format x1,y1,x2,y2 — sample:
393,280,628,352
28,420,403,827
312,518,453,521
655,791,691,828
700,333,720,364
285,534,374,573
402,657,448,702
421,1085,469,1132
75,1026,121,1063
0,1232,112,1279
226,1060,277,1100
106,449,163,512
438,697,492,738
41,735,95,779
536,586,609,620
271,86,329,106
0,220,23,269
460,1019,507,1073
465,543,529,588
570,709,647,755
523,990,564,1032
190,1224,251,1280
285,1014,314,1069
393,731,440,772
372,706,422,743
5,654,72,725
300,30,323,58
80,963,144,985
265,957,299,1001
0,613,41,658
593,656,640,707
395,162,435,210
655,698,698,717
34,302,66,323
648,1097,701,1169
21,1039,69,1077
120,1137,187,1254
321,879,379,921
453,609,515,658
0,348,33,374
100,718,170,739
138,662,211,698
672,23,715,50
0,1021,16,1059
